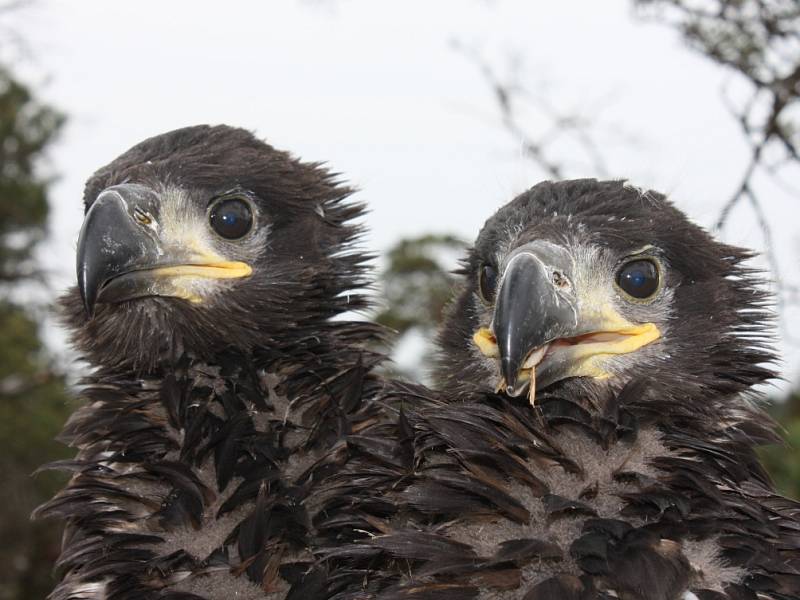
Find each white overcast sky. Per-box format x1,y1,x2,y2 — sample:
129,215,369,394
6,0,799,389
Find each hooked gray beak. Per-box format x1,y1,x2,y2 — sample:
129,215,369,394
77,184,161,317
492,250,577,396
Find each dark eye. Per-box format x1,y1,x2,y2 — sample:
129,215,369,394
478,263,498,303
209,197,253,239
616,259,659,300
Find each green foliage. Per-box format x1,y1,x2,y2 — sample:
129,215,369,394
0,303,73,600
0,65,69,600
374,234,467,380
0,67,65,285
760,392,800,500
375,234,467,336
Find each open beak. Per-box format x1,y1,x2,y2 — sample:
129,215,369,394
473,245,660,403
77,183,252,318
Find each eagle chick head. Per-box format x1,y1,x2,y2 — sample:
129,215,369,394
436,179,776,409
61,125,369,372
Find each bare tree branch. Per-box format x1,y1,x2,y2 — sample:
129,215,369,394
452,40,615,180
0,0,30,13
714,142,765,230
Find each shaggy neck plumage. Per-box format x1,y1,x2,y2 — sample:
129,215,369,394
316,365,791,599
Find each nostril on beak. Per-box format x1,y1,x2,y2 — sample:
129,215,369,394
552,270,570,289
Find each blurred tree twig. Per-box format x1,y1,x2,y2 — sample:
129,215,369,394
452,40,624,180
